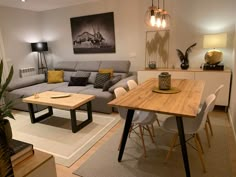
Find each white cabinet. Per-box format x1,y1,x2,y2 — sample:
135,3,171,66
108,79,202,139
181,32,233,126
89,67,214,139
195,71,231,106
138,68,231,107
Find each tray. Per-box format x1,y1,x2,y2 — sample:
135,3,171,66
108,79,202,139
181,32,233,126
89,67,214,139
152,87,181,94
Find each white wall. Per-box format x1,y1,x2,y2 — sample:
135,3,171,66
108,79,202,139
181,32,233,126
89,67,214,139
40,0,146,71
0,6,41,78
39,0,236,71
0,0,235,75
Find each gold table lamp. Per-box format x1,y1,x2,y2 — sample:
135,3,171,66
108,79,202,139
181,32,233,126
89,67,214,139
203,33,227,64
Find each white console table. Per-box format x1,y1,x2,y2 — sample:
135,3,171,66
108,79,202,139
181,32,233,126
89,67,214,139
138,68,231,107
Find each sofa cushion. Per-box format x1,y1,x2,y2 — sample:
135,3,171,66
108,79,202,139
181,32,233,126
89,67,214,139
54,61,78,71
103,75,122,91
64,71,76,82
94,73,110,88
79,88,113,114
7,74,45,91
75,71,91,78
48,70,64,83
52,84,93,93
68,77,89,86
99,60,130,73
99,68,113,78
75,61,101,72
88,72,97,84
108,75,137,93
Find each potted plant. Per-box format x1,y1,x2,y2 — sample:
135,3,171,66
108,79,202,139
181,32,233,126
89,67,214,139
0,59,14,177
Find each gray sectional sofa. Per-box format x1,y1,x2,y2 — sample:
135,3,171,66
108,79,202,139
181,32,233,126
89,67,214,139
6,60,136,114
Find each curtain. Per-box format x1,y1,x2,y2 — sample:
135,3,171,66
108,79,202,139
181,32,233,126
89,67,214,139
0,28,9,82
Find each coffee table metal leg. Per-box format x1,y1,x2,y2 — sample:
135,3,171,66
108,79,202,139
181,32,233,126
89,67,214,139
176,116,191,177
70,101,93,133
118,109,134,162
28,103,53,123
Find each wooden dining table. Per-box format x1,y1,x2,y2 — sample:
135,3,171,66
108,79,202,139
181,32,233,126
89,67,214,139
108,78,205,177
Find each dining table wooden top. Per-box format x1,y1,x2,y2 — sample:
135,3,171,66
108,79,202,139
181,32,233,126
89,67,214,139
108,78,205,118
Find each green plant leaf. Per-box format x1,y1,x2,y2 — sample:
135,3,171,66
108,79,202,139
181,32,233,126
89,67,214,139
0,65,13,99
0,60,3,85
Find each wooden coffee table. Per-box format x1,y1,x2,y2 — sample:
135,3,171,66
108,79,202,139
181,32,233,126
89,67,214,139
23,91,95,133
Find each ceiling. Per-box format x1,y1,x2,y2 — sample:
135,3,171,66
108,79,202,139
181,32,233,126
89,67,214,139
0,0,98,12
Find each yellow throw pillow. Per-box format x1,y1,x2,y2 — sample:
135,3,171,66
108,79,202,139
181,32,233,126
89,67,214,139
98,68,113,78
47,70,64,83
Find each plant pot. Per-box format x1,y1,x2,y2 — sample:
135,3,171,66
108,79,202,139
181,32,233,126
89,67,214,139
180,63,189,70
0,119,12,145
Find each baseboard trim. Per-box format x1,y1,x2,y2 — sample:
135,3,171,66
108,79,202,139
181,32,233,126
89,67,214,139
228,107,236,142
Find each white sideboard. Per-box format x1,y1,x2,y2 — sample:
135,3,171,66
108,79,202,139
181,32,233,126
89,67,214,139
138,68,231,107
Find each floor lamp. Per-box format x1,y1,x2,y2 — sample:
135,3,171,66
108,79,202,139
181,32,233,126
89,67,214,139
31,42,48,74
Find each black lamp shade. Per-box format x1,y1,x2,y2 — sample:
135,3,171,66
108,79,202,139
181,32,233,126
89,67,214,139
31,42,48,52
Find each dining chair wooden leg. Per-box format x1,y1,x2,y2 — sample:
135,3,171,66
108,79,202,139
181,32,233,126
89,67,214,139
196,133,204,154
146,125,155,143
139,125,147,158
165,133,178,162
207,115,213,136
156,118,160,126
205,124,211,148
194,135,207,173
151,124,155,137
129,124,134,138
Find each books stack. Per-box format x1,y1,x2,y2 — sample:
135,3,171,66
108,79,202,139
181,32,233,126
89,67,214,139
8,139,34,167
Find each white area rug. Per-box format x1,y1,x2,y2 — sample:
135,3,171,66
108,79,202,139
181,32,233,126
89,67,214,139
9,109,120,167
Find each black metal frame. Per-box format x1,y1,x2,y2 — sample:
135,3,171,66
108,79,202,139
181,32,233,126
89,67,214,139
118,110,191,177
27,101,93,133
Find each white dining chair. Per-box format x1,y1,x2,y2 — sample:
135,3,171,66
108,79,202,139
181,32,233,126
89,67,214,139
162,93,216,173
202,84,224,147
114,87,157,157
127,80,161,127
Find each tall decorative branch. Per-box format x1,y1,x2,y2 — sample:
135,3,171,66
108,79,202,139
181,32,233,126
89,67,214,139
176,43,197,64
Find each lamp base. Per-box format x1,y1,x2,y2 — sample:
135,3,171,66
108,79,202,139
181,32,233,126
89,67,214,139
203,62,224,70
204,49,223,65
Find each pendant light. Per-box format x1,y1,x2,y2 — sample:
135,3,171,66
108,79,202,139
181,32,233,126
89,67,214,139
145,0,170,29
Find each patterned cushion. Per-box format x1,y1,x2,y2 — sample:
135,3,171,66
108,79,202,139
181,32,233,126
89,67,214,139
94,73,111,88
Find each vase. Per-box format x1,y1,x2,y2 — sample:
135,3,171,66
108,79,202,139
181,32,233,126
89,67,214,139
180,63,189,70
0,119,12,145
159,72,171,90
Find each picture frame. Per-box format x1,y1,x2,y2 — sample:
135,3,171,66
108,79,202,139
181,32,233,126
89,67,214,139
145,30,170,68
70,12,116,54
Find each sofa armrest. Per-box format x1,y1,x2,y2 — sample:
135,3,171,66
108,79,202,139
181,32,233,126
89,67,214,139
7,74,45,91
108,75,137,93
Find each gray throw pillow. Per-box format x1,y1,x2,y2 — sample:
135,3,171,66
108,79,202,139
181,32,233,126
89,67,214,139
108,75,137,93
94,73,111,88
103,75,122,91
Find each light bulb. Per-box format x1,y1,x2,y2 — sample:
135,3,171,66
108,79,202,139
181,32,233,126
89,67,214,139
149,9,156,27
150,15,156,26
161,19,166,28
156,15,162,28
